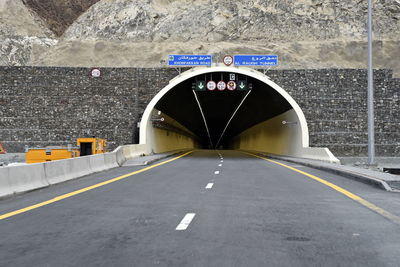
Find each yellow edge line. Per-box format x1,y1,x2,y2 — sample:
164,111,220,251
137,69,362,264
245,152,400,225
0,151,194,220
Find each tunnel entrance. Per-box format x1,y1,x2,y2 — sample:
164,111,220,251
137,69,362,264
155,71,292,149
139,66,338,162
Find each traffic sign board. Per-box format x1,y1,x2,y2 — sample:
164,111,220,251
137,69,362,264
196,81,206,91
90,68,101,77
234,55,278,66
227,81,236,91
237,80,247,91
168,55,212,66
229,73,236,80
207,81,216,91
223,55,234,66
217,81,226,91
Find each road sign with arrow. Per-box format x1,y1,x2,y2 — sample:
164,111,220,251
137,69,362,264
237,80,247,91
196,81,206,91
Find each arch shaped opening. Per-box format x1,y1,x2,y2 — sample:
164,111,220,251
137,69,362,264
140,67,338,162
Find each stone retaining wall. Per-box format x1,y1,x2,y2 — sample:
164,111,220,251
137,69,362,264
0,66,399,156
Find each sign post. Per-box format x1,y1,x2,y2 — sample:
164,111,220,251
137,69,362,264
367,0,375,165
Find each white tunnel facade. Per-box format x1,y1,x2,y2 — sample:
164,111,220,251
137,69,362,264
139,66,339,163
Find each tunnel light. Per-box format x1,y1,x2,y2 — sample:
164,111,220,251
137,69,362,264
151,117,165,122
282,120,297,125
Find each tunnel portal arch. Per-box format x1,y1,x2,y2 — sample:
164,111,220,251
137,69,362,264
139,66,338,162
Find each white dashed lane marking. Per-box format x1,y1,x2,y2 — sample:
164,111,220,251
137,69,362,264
176,213,196,231
218,164,222,167
214,171,220,175
205,183,214,189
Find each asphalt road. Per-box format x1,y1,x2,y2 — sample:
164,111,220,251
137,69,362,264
1,150,400,267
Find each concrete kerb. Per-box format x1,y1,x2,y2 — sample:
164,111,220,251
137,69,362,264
142,150,190,165
259,153,394,191
7,163,49,194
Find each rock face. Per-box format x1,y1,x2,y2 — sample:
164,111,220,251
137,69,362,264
1,0,400,72
63,0,400,42
0,0,56,66
22,0,100,36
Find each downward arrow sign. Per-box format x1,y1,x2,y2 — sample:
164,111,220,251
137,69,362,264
198,82,204,89
239,82,245,89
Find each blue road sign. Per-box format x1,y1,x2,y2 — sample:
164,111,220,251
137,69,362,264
234,55,278,66
168,55,212,66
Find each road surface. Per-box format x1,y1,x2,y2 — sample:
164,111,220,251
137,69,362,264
1,150,400,267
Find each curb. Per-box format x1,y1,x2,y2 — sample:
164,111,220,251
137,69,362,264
262,154,394,192
128,150,191,166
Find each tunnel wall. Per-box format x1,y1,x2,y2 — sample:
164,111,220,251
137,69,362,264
231,110,302,155
145,111,199,154
231,109,337,162
0,66,399,157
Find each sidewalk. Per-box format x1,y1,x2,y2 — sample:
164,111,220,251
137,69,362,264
257,154,400,192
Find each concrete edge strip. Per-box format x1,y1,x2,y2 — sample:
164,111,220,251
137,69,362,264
0,151,194,221
244,152,400,226
263,154,394,192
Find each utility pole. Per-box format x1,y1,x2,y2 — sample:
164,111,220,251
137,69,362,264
367,0,375,164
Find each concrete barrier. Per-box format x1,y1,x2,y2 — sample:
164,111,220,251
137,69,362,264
114,144,146,166
0,167,12,197
115,146,126,166
89,154,107,173
44,159,72,185
67,156,92,179
8,163,49,194
0,144,148,197
104,152,118,169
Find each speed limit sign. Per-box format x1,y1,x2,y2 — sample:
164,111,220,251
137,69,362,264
217,81,226,91
223,55,234,66
207,81,216,91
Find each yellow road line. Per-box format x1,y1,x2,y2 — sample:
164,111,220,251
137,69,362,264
245,152,400,225
0,151,194,221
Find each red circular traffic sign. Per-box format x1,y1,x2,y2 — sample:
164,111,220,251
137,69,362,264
217,81,226,91
90,68,101,77
227,80,236,91
207,81,216,91
223,55,234,66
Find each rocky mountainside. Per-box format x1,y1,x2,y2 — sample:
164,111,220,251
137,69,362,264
63,0,400,42
22,0,100,36
1,0,399,73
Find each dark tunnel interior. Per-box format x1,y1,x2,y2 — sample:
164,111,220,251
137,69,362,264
155,72,292,148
